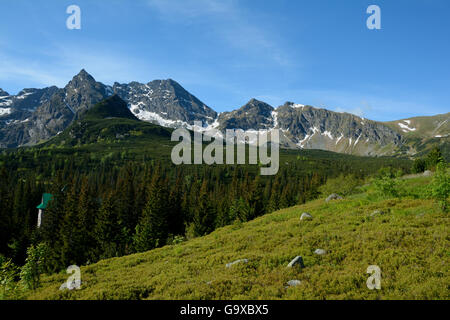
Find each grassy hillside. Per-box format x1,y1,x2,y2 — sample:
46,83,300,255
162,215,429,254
385,113,449,139
23,176,448,300
385,113,450,160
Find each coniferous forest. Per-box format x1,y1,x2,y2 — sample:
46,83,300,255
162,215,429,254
0,143,412,274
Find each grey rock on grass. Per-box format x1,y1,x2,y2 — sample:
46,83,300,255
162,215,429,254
287,256,305,269
370,210,385,217
325,193,343,202
314,249,326,255
226,259,248,268
300,212,313,220
286,280,301,287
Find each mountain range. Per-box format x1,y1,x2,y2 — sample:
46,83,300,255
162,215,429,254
0,69,448,158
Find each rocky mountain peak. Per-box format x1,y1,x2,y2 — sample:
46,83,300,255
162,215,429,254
241,99,274,114
66,69,97,89
218,99,275,131
0,89,10,97
113,78,217,127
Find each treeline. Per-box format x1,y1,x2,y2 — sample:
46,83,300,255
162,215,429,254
0,150,412,273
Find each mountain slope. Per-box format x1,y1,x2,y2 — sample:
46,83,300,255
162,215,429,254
0,71,215,148
218,98,275,130
386,113,450,139
1,70,447,159
0,70,110,148
385,113,450,159
113,79,217,127
83,94,138,121
44,95,173,149
24,176,448,300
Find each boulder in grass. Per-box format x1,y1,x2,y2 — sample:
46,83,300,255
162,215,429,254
286,280,301,287
423,170,432,177
314,249,326,256
226,259,248,268
325,193,343,202
287,256,305,269
300,212,313,221
370,210,385,217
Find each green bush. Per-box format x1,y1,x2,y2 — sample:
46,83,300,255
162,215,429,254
429,163,449,212
318,174,362,197
19,243,49,290
0,256,20,299
373,168,399,198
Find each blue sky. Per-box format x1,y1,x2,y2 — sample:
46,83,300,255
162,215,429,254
0,0,448,121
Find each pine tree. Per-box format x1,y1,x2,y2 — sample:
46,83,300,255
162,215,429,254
267,178,281,213
167,176,184,236
39,174,66,272
0,167,13,256
95,191,120,259
77,177,98,263
244,176,264,221
193,180,216,236
60,181,84,266
133,174,169,252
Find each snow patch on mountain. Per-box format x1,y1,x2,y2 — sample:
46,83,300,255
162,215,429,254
322,131,333,139
271,111,278,128
398,121,416,132
336,134,344,145
0,99,12,107
133,109,186,128
15,92,33,100
0,108,12,116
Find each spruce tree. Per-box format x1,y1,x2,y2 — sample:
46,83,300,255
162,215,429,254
193,180,216,236
95,191,120,259
133,174,169,252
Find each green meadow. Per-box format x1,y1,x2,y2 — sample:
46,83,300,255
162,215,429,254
21,175,449,300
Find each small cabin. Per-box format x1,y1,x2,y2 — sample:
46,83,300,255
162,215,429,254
36,193,53,228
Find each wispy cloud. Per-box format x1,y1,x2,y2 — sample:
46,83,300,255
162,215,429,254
0,52,68,89
0,40,164,92
147,0,294,67
147,0,232,18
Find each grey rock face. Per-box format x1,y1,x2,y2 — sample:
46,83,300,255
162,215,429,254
0,70,109,147
274,103,404,155
113,79,217,127
0,89,9,97
0,71,216,147
0,86,67,147
325,193,343,202
287,256,305,269
214,100,405,156
218,99,274,131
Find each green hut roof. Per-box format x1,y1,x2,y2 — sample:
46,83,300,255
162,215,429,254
36,193,53,210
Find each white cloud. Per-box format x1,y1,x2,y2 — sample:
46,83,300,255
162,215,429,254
0,54,68,88
147,0,293,67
